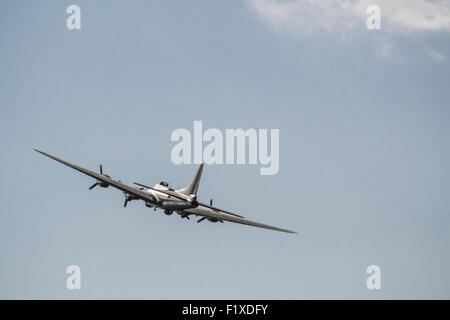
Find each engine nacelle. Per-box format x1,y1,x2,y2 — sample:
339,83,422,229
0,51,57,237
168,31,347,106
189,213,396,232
162,200,197,211
99,174,111,188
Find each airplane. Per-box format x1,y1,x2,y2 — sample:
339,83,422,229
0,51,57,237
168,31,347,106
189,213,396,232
34,149,297,234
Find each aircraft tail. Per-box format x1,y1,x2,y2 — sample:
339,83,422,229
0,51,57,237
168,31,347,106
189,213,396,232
177,163,203,197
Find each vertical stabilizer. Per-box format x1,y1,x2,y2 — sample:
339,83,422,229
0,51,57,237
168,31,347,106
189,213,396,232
177,163,203,196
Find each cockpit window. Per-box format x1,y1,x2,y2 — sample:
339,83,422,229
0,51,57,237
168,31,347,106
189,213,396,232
160,181,169,187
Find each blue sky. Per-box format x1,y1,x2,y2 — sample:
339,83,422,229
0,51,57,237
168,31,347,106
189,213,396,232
1,0,450,299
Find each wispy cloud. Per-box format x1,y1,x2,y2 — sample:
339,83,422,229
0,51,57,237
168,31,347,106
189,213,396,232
247,0,450,61
248,0,450,33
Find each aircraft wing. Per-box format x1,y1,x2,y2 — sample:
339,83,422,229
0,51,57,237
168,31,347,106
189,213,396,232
185,207,298,234
34,149,157,203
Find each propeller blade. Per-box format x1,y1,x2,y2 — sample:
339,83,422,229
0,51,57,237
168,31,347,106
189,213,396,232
100,164,103,174
210,199,213,206
197,217,206,223
124,199,128,207
89,183,98,190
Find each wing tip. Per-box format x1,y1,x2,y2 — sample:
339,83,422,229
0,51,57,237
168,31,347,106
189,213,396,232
33,148,48,156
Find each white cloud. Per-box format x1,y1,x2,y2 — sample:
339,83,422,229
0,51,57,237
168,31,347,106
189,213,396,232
248,0,450,33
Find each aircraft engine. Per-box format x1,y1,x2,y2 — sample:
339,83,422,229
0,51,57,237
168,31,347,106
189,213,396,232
123,192,138,207
89,165,110,190
197,217,223,223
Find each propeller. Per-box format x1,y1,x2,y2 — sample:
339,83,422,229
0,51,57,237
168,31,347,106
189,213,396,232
123,188,143,207
89,182,99,190
123,186,144,208
88,164,110,190
197,216,223,223
124,194,136,207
